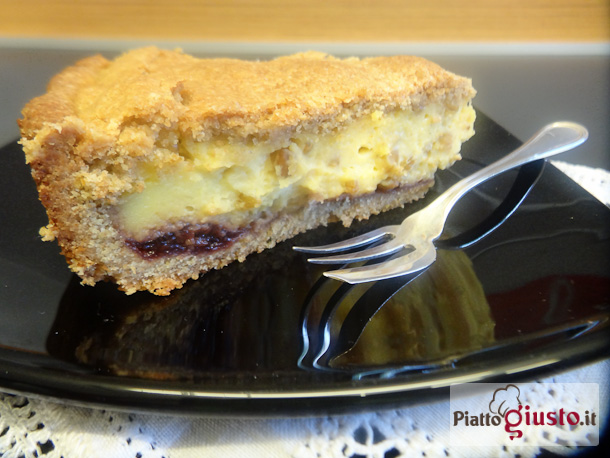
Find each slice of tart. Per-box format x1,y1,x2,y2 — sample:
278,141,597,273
18,47,476,295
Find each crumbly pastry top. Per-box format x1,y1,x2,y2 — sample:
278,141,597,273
20,47,474,141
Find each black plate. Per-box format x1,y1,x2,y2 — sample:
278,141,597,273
1,112,609,416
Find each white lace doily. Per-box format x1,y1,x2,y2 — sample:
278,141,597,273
1,362,608,458
551,161,610,208
1,163,609,458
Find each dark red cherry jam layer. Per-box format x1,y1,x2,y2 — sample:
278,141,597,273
126,224,245,259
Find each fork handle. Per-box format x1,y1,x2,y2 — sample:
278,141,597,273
428,121,588,232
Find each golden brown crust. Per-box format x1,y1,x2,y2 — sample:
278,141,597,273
17,47,475,295
21,48,474,139
18,55,109,139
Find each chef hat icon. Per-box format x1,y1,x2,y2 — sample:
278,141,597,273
489,384,521,417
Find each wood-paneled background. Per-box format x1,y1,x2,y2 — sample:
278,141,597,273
0,0,608,42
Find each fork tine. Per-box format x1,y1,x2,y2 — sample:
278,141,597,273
293,225,399,254
306,238,405,264
323,243,436,284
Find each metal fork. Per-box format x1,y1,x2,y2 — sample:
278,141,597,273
294,121,588,283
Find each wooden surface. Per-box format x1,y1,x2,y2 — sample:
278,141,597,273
0,0,608,42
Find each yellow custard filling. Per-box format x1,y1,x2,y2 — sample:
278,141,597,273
118,103,475,239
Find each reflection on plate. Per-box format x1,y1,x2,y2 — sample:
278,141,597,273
0,111,609,415
333,250,495,369
46,249,495,381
